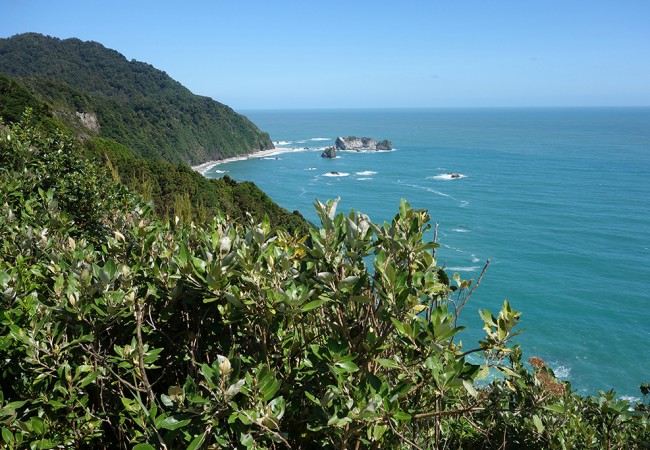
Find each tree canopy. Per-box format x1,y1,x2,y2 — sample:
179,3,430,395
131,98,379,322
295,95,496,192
0,33,274,164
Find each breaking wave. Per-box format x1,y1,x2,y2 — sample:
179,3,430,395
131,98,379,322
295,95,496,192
429,173,466,180
323,172,350,177
446,266,481,273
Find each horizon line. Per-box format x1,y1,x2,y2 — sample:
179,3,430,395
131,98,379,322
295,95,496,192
239,105,650,111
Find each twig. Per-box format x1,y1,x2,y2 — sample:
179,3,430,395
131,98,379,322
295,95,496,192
453,259,489,327
387,418,424,450
135,298,155,403
241,411,292,449
464,259,490,304
433,222,439,259
135,297,168,450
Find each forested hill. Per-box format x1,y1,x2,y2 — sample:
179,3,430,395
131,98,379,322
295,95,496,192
0,72,307,234
0,32,273,164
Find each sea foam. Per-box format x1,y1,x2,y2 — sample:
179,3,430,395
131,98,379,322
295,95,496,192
552,365,571,379
429,173,466,180
446,266,481,273
323,172,350,177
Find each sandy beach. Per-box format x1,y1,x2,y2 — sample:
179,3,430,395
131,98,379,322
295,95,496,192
191,146,320,175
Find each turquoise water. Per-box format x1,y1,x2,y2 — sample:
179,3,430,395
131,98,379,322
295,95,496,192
205,108,650,400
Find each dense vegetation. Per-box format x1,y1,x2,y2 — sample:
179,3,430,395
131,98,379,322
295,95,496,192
0,74,306,233
0,33,274,164
1,115,648,449
83,137,307,233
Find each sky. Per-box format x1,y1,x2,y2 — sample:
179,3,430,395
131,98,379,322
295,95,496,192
1,0,649,109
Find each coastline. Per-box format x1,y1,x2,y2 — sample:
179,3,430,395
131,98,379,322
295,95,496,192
192,146,321,175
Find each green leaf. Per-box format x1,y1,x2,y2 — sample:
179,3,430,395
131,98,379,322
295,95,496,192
377,358,400,369
301,299,326,312
335,360,359,372
133,445,156,450
393,411,411,421
160,394,173,407
463,379,478,398
29,417,43,434
261,378,281,402
79,371,100,388
156,415,191,430
53,274,64,295
532,414,545,434
390,318,405,335
186,432,206,450
4,400,27,411
178,243,190,267
226,379,246,397
98,268,110,284
2,427,14,445
104,259,117,279
240,433,254,448
258,370,281,402
475,366,490,380
0,270,10,288
543,404,567,414
339,275,360,289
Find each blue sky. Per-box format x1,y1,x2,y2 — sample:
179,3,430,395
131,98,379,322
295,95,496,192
1,0,649,109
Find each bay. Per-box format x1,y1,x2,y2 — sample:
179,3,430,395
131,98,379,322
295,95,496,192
204,107,650,400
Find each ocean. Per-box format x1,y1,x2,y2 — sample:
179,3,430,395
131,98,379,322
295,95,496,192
203,108,650,401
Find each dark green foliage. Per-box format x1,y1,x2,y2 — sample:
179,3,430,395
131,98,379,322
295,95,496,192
1,118,648,449
0,33,274,164
0,73,49,123
0,74,307,233
84,138,308,234
0,74,61,134
0,111,139,241
0,34,305,232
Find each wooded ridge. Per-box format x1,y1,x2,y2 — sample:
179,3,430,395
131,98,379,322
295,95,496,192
0,32,273,165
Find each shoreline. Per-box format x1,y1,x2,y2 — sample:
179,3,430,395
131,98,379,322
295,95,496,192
191,145,395,175
191,146,321,175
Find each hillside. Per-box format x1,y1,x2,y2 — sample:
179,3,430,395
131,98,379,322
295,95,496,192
0,73,307,233
0,32,273,164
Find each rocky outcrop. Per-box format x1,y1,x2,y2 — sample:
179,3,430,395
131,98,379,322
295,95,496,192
75,111,100,132
334,136,392,151
321,146,337,158
376,139,392,150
